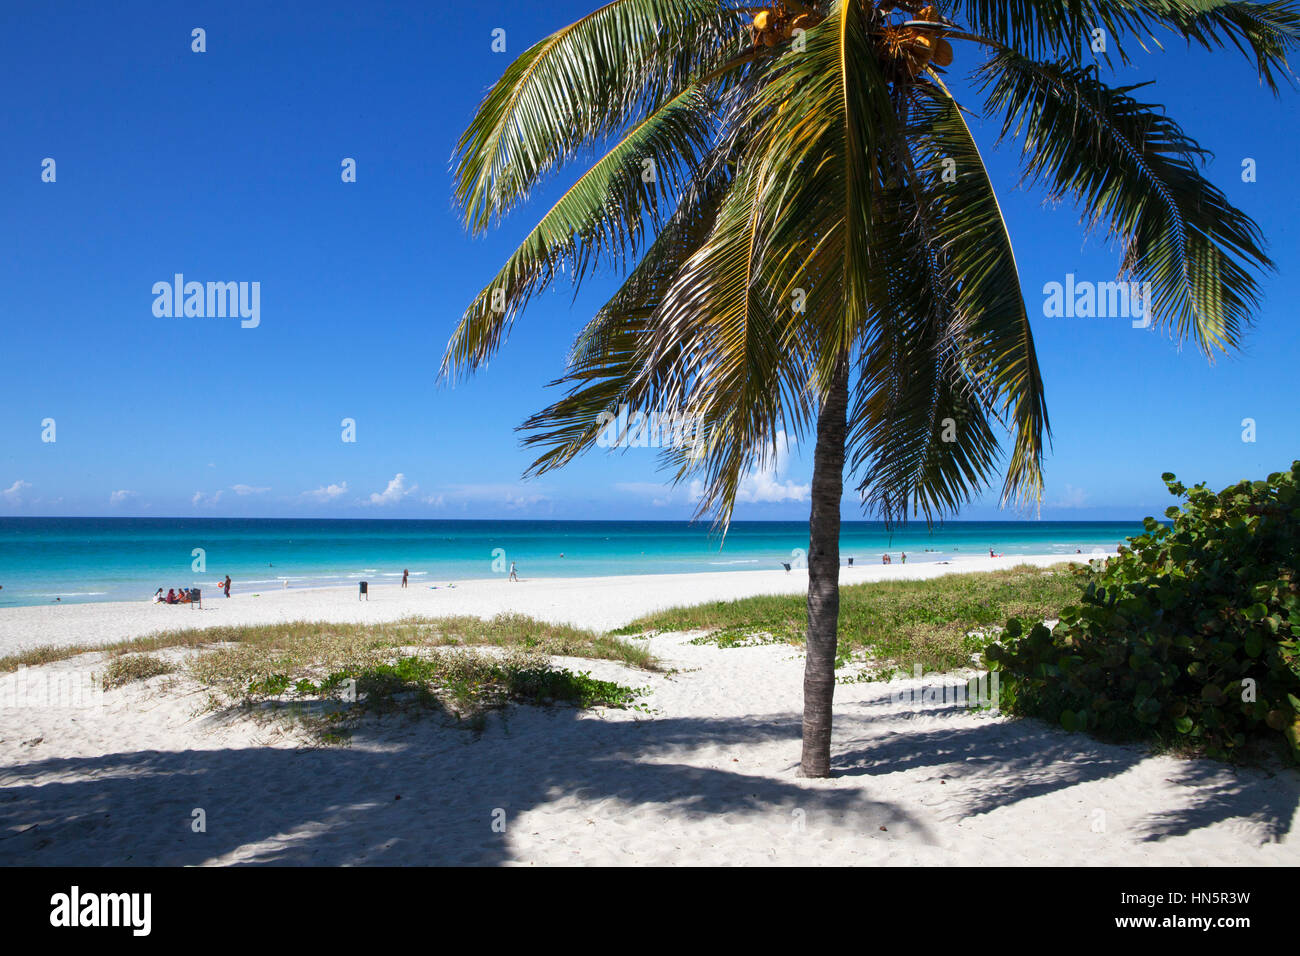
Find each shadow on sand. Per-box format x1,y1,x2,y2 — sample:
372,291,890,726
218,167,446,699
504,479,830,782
3,700,1294,864
835,699,1298,843
0,709,920,865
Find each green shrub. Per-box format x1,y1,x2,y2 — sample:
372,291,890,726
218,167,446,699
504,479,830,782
986,463,1300,762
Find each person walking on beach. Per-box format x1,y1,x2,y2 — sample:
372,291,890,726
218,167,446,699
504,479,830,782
401,569,409,589
223,575,231,598
901,552,907,564
508,561,518,582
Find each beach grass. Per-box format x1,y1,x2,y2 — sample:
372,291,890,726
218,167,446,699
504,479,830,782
100,653,175,689
612,563,1088,676
196,645,644,733
0,612,655,676
0,614,653,742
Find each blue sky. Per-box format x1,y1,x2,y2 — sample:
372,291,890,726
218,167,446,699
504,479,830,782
1,0,1296,522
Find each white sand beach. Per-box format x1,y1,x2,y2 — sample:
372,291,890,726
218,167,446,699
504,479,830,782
0,553,1071,656
1,554,1296,866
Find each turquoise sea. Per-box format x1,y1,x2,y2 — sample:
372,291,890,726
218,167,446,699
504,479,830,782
0,518,1146,608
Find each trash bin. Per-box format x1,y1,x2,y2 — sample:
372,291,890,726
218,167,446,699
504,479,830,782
359,581,368,600
191,587,201,608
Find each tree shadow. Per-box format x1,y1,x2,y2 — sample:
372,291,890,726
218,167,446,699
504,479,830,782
0,708,930,866
1130,762,1299,844
832,702,1299,843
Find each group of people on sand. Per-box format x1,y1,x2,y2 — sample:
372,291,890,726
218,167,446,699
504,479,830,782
153,575,231,604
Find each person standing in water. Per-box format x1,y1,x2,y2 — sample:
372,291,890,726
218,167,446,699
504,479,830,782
223,575,232,597
401,569,409,589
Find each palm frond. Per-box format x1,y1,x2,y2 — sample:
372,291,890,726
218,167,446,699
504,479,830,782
980,50,1273,355
443,85,715,379
848,78,1047,521
1115,0,1300,91
453,0,742,233
519,166,733,475
954,0,1299,83
632,160,812,524
748,2,897,384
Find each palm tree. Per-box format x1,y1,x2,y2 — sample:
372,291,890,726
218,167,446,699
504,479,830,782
446,0,1293,776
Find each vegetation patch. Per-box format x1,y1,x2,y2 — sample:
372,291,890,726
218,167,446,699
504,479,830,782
0,612,655,675
687,629,791,649
618,565,1084,673
193,646,644,738
988,464,1300,764
100,653,174,689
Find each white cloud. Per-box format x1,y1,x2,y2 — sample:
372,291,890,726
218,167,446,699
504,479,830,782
109,489,136,506
736,432,810,503
637,437,809,507
367,473,417,506
1052,484,1089,509
504,493,547,510
302,481,348,502
737,473,809,504
231,484,270,496
2,480,32,505
429,483,549,510
681,434,810,505
192,490,224,506
614,481,677,507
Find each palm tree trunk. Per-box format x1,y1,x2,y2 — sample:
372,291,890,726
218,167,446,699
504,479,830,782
800,355,849,777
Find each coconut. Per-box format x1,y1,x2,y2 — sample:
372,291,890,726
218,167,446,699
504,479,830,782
753,9,773,31
932,38,953,67
918,4,939,20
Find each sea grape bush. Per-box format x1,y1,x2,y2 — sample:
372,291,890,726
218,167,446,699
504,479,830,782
986,462,1300,762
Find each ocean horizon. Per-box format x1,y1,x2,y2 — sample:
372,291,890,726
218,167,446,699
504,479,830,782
0,517,1149,609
